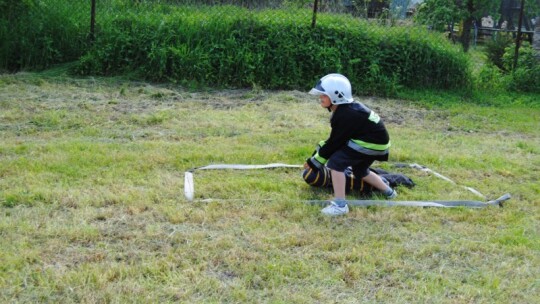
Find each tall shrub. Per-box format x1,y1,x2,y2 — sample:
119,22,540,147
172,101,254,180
0,0,88,71
73,4,471,94
484,34,514,71
502,43,540,93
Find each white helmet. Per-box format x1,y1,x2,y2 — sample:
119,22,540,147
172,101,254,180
309,73,354,105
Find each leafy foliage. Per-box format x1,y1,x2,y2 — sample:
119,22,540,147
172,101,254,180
474,63,507,91
0,0,89,71
414,0,502,52
414,0,462,32
502,43,540,93
71,4,471,94
475,40,539,94
3,1,472,95
484,33,514,71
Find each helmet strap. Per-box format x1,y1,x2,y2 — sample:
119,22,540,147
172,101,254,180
325,103,337,112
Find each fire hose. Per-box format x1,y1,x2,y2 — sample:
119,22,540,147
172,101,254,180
183,163,511,208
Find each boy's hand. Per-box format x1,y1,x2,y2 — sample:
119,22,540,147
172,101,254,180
303,162,309,169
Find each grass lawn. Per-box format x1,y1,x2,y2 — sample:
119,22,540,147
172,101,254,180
0,72,539,303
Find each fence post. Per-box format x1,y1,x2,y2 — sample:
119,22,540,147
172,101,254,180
534,17,540,61
513,0,525,70
90,0,96,43
311,0,318,28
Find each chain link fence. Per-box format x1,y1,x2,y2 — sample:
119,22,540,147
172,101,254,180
2,0,424,71
2,1,428,69
67,0,421,41
0,1,475,90
3,0,537,92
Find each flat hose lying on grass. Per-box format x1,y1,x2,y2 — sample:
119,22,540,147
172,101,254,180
184,163,511,208
400,163,486,199
184,163,302,201
305,193,511,208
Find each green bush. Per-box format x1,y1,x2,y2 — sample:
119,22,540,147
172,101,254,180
508,67,540,93
0,0,89,71
502,43,540,93
71,4,470,94
474,63,506,92
484,34,514,71
4,1,471,95
473,42,539,95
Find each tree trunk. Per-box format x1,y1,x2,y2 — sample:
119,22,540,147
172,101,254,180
460,17,473,52
460,0,474,52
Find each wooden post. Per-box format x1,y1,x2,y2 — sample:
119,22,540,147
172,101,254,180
534,17,540,61
513,0,525,70
311,0,319,29
90,0,96,43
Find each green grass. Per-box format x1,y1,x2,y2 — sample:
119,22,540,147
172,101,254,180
0,72,539,303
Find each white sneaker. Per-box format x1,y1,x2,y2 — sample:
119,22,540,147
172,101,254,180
321,201,349,216
386,189,398,199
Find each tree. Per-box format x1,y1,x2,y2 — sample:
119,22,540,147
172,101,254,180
415,0,463,32
415,0,499,52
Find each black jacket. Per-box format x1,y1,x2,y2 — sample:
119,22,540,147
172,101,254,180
318,102,390,162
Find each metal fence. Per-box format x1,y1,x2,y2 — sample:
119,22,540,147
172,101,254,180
2,0,428,72
3,0,537,72
44,0,535,45
82,0,419,40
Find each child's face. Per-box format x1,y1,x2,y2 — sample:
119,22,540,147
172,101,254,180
319,95,332,108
